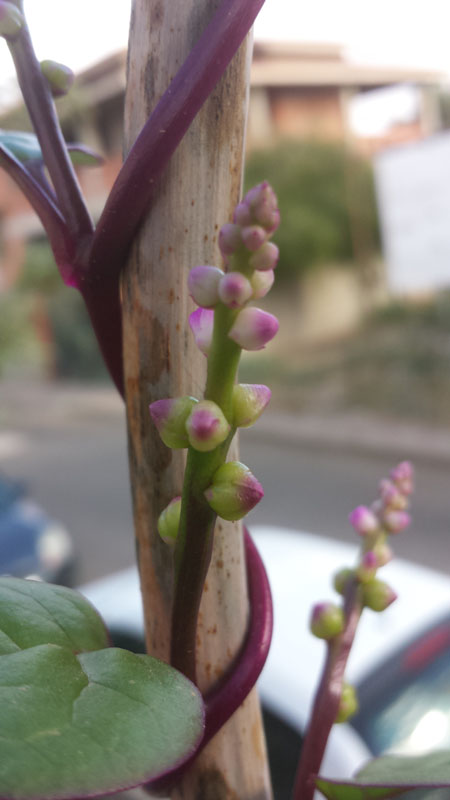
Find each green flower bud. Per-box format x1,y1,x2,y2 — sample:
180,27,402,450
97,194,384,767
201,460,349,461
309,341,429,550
336,683,359,723
0,1,24,38
363,578,397,612
40,60,74,97
149,396,198,449
310,602,345,640
157,496,181,546
185,400,230,452
333,568,354,596
232,383,271,427
204,461,264,521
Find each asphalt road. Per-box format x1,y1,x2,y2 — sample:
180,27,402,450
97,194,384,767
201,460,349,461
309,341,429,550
1,410,450,582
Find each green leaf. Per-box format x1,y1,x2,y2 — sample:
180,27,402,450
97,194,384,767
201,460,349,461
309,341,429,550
0,129,102,166
317,752,450,800
0,577,109,654
0,645,204,799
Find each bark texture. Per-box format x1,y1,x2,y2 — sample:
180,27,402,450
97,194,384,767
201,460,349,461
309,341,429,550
122,2,272,799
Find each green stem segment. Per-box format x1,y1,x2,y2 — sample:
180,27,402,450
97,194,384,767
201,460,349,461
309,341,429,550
170,303,241,683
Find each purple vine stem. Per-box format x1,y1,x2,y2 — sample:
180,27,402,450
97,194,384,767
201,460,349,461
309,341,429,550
147,527,273,795
0,146,75,281
292,583,363,800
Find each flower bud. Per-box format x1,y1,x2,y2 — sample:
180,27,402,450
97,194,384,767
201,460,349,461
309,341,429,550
336,683,359,723
390,461,414,495
204,461,264,521
348,505,379,536
219,223,242,257
333,568,354,596
232,384,271,428
188,266,223,308
379,479,407,511
218,272,253,308
383,510,411,534
189,308,214,355
250,269,275,299
244,182,280,233
228,307,279,350
241,225,267,252
249,242,279,272
157,497,181,546
185,401,230,452
233,201,252,227
149,396,198,449
356,550,378,583
363,579,397,612
0,1,24,38
40,60,74,97
373,540,393,567
310,602,345,640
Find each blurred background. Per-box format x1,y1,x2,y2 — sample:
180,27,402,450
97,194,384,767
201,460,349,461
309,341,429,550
2,1,450,584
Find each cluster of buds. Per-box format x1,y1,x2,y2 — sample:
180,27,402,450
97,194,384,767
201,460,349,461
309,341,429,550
189,181,280,354
150,184,280,545
310,461,414,724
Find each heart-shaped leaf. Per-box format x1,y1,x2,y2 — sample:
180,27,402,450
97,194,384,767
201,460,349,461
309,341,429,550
0,129,103,166
317,752,450,800
0,577,109,654
0,579,204,798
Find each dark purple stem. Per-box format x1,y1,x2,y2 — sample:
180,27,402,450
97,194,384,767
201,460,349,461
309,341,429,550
7,9,94,258
148,528,273,795
292,584,363,800
0,146,75,282
88,0,265,277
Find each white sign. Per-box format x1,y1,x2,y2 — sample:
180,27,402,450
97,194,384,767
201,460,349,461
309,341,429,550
375,132,450,294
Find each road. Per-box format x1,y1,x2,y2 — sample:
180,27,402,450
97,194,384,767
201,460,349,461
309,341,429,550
1,407,450,582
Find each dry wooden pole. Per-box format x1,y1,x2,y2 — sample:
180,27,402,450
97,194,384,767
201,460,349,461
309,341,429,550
122,2,273,799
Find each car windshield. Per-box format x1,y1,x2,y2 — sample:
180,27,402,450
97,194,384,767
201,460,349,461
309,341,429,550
354,643,450,756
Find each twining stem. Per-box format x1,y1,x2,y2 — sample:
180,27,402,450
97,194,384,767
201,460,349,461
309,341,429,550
7,5,93,254
292,582,363,800
171,305,242,682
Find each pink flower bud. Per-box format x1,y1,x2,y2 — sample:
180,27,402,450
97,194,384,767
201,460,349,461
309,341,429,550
363,579,397,612
40,60,75,97
383,510,411,534
185,400,230,452
218,272,253,308
310,602,344,640
357,550,378,583
188,265,224,308
244,182,280,233
250,269,275,299
228,307,279,350
219,223,242,257
204,461,264,521
233,202,252,227
232,384,271,427
348,505,379,536
249,242,279,272
241,225,267,252
379,479,407,511
189,308,214,355
390,461,414,495
157,496,181,545
149,396,198,449
0,1,24,38
333,568,354,596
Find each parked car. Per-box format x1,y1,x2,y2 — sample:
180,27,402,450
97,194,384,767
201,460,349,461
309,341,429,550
79,525,450,799
0,472,75,585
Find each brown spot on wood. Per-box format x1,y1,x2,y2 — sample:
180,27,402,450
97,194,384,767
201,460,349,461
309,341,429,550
196,768,238,800
168,288,175,304
191,199,195,206
204,234,208,241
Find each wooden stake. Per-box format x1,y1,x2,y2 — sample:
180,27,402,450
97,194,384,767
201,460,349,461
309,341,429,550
122,2,272,798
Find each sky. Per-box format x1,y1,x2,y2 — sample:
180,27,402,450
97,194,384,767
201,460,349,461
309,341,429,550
1,1,450,128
